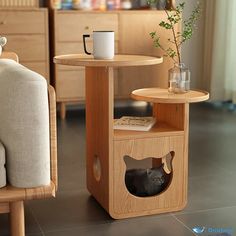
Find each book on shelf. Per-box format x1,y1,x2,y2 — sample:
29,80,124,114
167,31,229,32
114,116,156,131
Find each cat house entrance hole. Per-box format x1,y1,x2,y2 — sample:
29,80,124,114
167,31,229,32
124,152,174,197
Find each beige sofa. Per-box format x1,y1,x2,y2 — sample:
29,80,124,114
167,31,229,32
0,52,57,236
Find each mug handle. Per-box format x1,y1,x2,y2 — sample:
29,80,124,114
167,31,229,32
83,34,91,55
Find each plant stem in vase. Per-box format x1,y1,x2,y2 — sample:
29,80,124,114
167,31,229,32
149,1,201,93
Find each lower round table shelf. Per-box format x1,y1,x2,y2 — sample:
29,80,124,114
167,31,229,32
131,88,209,103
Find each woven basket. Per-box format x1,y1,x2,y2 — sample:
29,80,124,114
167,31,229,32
0,0,39,8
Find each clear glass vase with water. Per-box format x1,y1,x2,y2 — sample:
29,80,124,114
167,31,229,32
168,63,190,94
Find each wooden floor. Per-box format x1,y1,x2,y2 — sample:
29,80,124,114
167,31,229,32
0,101,236,236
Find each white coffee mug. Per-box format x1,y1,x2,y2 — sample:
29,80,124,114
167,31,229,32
83,31,114,59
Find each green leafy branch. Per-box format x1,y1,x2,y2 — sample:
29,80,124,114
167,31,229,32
149,1,201,64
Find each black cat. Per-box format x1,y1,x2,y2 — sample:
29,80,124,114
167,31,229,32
125,164,171,197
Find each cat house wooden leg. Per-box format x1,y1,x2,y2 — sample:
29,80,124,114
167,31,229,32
86,66,114,213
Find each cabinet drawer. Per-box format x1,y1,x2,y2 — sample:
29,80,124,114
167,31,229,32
55,65,119,96
55,42,93,56
4,35,47,62
55,42,119,58
56,69,85,101
56,64,83,71
0,10,46,34
22,62,49,83
55,13,118,42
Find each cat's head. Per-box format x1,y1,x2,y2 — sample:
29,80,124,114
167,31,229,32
146,164,165,185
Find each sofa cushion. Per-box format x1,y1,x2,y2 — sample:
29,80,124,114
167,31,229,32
0,141,6,188
0,59,50,188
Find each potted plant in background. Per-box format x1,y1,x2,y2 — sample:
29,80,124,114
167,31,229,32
149,1,201,93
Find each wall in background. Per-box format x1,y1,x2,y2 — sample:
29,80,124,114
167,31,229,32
176,0,206,89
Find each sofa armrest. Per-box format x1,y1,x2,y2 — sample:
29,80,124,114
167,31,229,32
0,59,51,188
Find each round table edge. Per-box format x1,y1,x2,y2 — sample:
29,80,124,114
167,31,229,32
131,88,210,104
53,54,163,67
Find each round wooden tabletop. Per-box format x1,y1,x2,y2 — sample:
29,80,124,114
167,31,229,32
131,88,209,104
54,54,163,67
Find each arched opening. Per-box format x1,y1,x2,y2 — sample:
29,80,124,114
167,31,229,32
124,152,174,197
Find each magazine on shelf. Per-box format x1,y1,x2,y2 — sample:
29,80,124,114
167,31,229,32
114,116,156,131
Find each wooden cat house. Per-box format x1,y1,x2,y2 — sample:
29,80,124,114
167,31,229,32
54,54,209,219
89,88,209,219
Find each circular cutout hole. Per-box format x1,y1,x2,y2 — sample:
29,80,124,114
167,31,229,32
93,155,101,182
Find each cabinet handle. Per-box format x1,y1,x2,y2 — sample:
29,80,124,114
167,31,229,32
84,26,89,30
0,21,6,25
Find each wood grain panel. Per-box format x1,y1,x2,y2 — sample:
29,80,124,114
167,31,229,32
153,103,185,130
86,66,114,212
111,136,186,218
55,12,119,42
56,69,85,101
114,123,184,141
4,35,47,62
0,10,45,34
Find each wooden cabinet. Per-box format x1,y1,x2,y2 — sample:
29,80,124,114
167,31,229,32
52,11,119,110
0,9,50,82
51,10,180,118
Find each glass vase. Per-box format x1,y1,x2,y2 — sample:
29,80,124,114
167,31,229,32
168,63,190,94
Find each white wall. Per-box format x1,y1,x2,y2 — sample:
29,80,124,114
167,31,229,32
176,0,206,89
